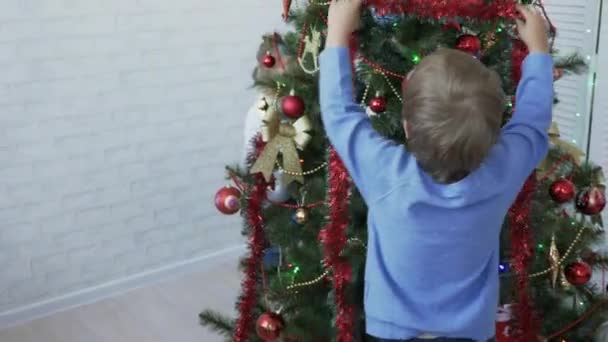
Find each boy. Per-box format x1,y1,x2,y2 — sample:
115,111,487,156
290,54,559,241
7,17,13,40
320,1,552,341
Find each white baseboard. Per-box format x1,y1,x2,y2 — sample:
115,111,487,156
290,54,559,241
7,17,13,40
0,244,245,330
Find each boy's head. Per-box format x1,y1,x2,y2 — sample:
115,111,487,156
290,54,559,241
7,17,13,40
402,48,506,184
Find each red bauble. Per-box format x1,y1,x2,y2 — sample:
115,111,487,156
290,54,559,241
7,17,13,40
256,312,285,342
456,34,481,55
214,186,241,215
496,305,514,342
575,186,606,215
549,178,575,203
262,52,276,68
553,68,564,81
443,22,462,31
281,91,305,119
565,261,592,286
369,96,387,113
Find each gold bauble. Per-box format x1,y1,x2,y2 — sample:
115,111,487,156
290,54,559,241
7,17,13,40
294,208,309,225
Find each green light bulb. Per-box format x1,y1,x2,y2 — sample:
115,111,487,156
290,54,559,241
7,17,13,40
412,54,421,64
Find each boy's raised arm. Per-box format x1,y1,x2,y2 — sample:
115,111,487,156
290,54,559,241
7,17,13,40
487,5,554,183
320,0,410,203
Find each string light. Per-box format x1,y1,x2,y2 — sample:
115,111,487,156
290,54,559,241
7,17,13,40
412,53,421,64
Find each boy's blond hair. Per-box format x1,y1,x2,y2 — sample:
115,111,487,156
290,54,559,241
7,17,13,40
402,48,506,184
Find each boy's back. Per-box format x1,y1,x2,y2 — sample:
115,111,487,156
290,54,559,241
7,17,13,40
320,2,553,341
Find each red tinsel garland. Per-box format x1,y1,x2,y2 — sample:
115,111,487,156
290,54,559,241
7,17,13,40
233,137,269,342
319,148,354,342
365,0,517,20
508,174,539,341
507,37,539,341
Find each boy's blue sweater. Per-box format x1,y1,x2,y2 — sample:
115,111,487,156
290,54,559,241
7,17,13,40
319,48,553,342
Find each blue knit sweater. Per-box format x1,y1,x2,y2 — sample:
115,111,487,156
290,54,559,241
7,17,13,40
319,48,553,341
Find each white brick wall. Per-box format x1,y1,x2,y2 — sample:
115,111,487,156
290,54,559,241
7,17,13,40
0,0,284,313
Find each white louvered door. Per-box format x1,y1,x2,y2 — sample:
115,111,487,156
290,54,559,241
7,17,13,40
543,0,602,149
589,0,607,224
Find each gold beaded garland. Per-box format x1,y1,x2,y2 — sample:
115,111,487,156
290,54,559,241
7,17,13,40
381,72,404,103
529,226,586,279
286,270,331,291
276,161,327,177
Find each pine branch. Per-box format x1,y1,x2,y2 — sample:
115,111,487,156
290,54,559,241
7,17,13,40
199,310,235,338
554,53,588,75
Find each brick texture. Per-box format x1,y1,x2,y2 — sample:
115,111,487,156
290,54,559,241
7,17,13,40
0,0,283,312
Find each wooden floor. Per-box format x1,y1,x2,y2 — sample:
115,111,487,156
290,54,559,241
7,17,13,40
0,256,241,342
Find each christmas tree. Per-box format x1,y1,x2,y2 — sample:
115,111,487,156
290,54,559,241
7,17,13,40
202,1,607,341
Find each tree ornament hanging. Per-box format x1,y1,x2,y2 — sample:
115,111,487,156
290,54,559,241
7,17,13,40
369,93,387,113
298,26,321,75
257,97,270,112
281,90,306,119
256,312,285,342
575,186,606,215
549,179,576,204
263,246,281,269
455,34,481,56
250,107,312,185
214,186,241,215
282,0,292,21
292,207,310,225
496,305,514,342
443,22,462,31
263,52,276,68
553,68,564,81
548,234,561,288
565,261,592,286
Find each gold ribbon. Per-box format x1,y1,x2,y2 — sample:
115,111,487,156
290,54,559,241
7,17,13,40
250,108,312,185
549,122,585,160
537,122,585,177
548,234,560,288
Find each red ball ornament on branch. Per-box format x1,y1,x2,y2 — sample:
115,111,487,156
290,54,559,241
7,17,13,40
575,186,606,215
256,312,285,342
565,261,592,286
549,178,575,204
262,52,276,68
456,34,481,56
553,68,564,81
214,186,241,215
369,94,387,113
443,22,461,31
281,90,306,119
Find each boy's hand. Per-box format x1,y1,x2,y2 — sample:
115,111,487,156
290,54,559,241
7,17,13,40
516,4,550,53
326,0,364,48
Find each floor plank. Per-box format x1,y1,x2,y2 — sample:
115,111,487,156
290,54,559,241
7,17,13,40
0,256,241,342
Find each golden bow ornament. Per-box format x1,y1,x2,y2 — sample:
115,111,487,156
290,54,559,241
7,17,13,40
537,121,585,178
250,108,312,185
